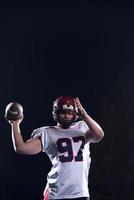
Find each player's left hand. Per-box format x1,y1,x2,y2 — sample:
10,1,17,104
75,97,88,120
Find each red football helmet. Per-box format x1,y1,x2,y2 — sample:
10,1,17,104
52,96,78,126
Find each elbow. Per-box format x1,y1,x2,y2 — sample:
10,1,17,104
14,145,26,154
98,129,104,140
14,148,23,154
100,129,104,139
98,130,104,141
15,149,25,154
94,129,104,142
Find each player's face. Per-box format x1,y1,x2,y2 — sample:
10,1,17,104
58,110,74,121
57,110,75,128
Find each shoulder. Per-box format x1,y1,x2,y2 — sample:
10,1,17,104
33,126,47,133
31,126,51,138
32,125,57,134
73,120,88,128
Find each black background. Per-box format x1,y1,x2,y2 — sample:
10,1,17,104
0,1,134,200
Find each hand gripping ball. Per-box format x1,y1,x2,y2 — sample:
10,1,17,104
4,102,23,121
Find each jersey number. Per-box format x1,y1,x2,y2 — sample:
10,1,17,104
56,136,85,163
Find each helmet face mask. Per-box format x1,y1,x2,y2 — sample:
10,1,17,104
52,96,78,128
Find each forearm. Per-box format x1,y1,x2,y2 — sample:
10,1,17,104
11,122,25,152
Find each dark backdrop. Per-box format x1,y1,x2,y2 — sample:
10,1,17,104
0,2,134,200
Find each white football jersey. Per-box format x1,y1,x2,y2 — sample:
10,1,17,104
31,120,92,199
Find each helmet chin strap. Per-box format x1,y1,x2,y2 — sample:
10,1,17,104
57,118,74,129
58,122,72,129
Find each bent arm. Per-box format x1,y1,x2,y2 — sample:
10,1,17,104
75,97,104,142
11,121,42,155
84,115,104,142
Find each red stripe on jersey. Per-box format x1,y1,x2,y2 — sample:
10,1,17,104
43,189,48,200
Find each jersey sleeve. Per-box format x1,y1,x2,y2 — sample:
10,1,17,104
30,127,47,152
78,120,91,143
81,120,89,132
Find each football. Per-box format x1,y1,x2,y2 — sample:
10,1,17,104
4,102,23,121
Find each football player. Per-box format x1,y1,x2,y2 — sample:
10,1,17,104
7,96,104,200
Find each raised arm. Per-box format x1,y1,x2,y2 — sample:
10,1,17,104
10,119,42,155
75,97,104,142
